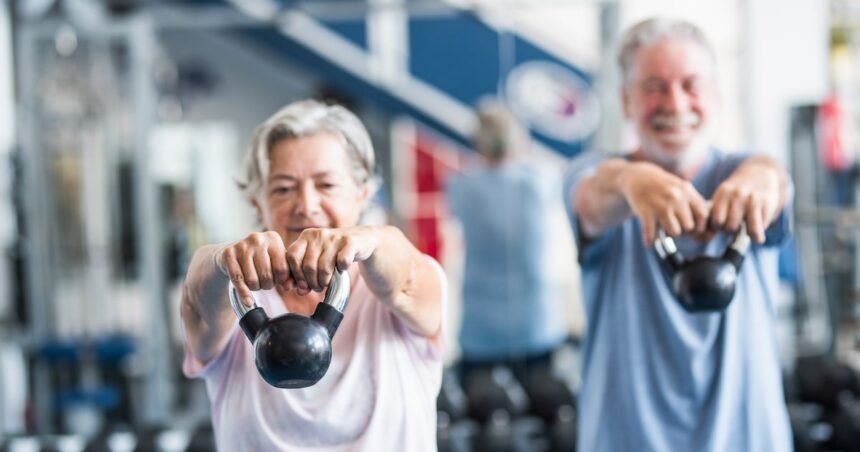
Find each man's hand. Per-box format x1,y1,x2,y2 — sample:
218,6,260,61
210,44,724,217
709,156,788,244
619,161,711,245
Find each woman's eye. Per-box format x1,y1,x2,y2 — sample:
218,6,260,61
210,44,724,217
271,187,293,195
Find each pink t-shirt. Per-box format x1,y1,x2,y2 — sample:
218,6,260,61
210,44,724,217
183,260,445,451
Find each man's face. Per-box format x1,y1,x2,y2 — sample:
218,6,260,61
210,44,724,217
622,39,720,167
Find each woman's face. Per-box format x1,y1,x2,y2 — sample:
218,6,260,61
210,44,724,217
254,133,369,245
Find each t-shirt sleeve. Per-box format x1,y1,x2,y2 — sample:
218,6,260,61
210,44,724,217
182,323,239,380
563,151,615,265
391,254,448,362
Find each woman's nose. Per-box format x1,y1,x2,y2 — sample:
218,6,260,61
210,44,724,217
295,185,322,216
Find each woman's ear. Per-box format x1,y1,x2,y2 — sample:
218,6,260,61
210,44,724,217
250,196,264,228
357,183,371,207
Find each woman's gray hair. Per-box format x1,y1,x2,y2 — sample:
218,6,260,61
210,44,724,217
617,18,717,85
237,99,378,200
473,99,529,160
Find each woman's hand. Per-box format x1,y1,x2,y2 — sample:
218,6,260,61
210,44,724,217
215,231,290,307
216,226,380,306
214,225,441,339
283,226,379,295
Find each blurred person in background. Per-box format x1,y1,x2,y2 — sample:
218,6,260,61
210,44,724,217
564,18,792,451
180,99,445,451
445,100,568,389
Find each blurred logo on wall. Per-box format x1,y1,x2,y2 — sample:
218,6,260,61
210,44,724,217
505,61,600,143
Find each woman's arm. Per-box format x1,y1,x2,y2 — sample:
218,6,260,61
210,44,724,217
182,230,292,364
180,244,238,364
284,225,442,338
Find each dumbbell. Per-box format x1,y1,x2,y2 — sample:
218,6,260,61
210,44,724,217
788,403,831,452
793,355,860,410
83,432,112,452
829,398,860,452
0,436,36,452
476,410,547,452
84,424,137,452
133,425,166,452
523,368,576,424
438,369,468,422
549,405,577,452
94,335,136,425
464,366,529,424
1,436,83,452
522,369,577,452
437,411,478,452
185,421,215,452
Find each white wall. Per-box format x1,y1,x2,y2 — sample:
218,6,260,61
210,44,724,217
746,0,829,161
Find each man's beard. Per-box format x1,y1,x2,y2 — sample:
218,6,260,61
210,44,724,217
639,111,712,175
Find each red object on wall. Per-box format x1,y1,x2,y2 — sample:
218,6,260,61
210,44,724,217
414,135,439,193
819,95,852,171
401,129,465,260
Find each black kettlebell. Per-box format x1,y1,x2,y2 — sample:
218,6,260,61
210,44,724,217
229,269,350,388
654,224,750,312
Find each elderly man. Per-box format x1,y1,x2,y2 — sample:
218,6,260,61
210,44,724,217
564,18,792,451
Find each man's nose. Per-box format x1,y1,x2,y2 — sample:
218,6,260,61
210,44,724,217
664,83,690,112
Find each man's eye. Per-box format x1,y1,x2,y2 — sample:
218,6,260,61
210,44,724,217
684,79,701,94
642,81,665,94
272,187,293,194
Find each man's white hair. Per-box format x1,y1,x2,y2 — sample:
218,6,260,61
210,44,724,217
618,18,717,85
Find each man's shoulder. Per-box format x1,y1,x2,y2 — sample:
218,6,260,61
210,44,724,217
694,148,764,180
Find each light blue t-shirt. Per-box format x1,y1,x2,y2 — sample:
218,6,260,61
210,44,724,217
446,160,567,361
564,149,793,452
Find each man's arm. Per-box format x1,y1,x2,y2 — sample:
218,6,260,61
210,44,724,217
573,158,710,245
709,155,789,244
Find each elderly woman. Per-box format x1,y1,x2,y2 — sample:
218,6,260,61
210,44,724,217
180,100,445,451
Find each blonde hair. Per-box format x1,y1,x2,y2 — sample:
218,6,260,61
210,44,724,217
473,99,529,160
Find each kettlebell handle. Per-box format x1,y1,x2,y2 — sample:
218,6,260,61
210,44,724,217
726,223,751,255
654,223,751,263
228,269,352,319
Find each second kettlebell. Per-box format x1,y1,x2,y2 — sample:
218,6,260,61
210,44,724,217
654,225,751,312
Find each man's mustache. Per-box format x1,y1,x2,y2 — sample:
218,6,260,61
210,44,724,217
651,111,701,130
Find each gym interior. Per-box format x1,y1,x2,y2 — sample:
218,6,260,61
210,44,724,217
0,0,857,451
